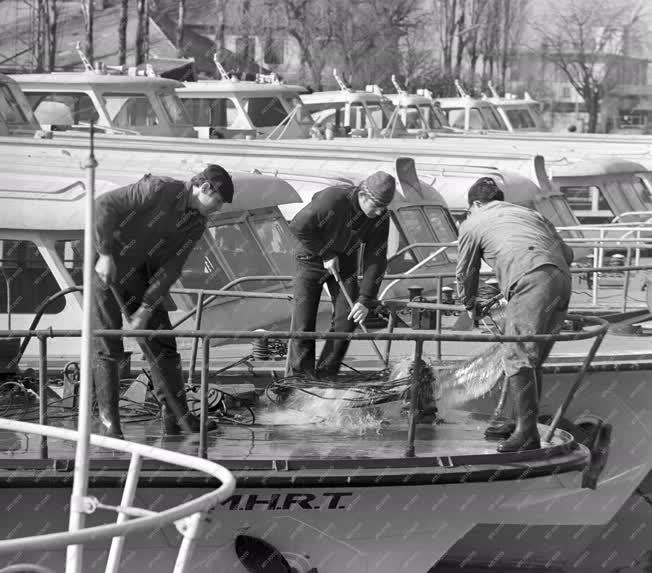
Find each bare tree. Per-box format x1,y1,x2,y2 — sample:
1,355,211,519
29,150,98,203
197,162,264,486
275,0,335,89
537,0,644,132
135,0,148,64
46,0,58,70
118,0,128,65
434,0,458,75
176,0,185,57
80,0,93,65
35,0,47,71
465,0,488,85
214,0,227,60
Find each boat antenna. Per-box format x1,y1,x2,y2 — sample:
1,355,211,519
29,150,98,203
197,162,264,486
213,55,231,81
454,79,468,98
333,68,351,92
391,74,406,96
487,80,500,99
76,41,94,72
66,120,98,569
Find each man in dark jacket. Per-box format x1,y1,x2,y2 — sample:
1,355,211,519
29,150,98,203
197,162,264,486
456,177,574,452
93,165,234,438
287,171,395,378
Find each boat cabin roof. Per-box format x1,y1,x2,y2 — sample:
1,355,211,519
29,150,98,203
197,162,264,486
386,93,434,106
551,158,649,179
301,90,389,108
179,79,307,98
436,96,498,109
0,171,300,231
11,72,183,92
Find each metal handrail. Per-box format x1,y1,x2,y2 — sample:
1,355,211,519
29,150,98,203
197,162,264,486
1,314,609,459
0,419,235,572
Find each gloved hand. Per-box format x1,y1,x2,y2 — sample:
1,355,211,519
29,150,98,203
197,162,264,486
124,304,153,331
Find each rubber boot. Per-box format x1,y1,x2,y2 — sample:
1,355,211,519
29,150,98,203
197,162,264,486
497,369,541,453
151,354,217,435
485,377,515,440
93,358,124,439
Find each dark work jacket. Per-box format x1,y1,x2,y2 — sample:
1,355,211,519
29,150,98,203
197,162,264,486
289,185,390,305
95,174,206,309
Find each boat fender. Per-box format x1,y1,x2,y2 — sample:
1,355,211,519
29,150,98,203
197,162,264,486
235,534,295,573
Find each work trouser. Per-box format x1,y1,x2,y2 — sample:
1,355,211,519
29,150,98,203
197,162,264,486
502,264,571,378
288,254,358,378
92,265,179,404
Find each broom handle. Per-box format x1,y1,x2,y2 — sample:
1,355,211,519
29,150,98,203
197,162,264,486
331,269,385,364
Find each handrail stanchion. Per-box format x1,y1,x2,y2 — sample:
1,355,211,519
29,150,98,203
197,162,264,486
405,340,423,457
38,336,48,459
187,290,205,386
384,309,395,368
623,247,632,313
174,510,207,573
66,123,97,573
199,337,210,459
435,277,443,361
543,327,607,442
106,452,143,573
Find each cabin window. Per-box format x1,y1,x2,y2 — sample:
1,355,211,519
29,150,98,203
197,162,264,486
160,93,192,125
0,85,28,126
561,185,610,212
480,106,505,130
176,233,230,305
397,207,449,266
444,108,464,129
250,218,296,276
26,91,99,126
0,240,63,314
424,206,458,261
420,105,444,129
387,216,419,274
401,107,422,130
605,181,638,213
505,109,535,129
55,239,84,287
208,222,277,288
633,176,652,209
102,93,159,128
181,97,237,128
241,97,288,127
546,196,583,239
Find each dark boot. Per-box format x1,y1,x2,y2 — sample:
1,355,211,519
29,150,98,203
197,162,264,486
497,370,541,453
151,354,217,435
93,358,124,439
484,420,516,439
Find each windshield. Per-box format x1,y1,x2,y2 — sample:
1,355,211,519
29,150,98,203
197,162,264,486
102,93,159,128
424,206,458,261
250,216,297,276
480,106,507,130
421,105,446,129
242,96,288,127
160,92,192,125
397,206,451,266
181,97,239,128
633,175,652,209
0,85,34,128
505,108,536,129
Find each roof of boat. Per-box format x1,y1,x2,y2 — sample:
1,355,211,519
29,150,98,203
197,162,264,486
436,97,497,108
11,72,183,91
386,93,433,106
301,90,389,106
0,171,300,231
550,158,650,178
486,97,538,108
178,80,307,97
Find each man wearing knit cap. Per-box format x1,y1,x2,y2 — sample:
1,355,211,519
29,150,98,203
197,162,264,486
456,177,574,452
93,165,234,438
287,171,395,378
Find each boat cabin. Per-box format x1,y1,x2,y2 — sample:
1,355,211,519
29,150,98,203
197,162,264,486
0,169,301,361
385,90,453,137
11,71,197,138
481,83,546,132
546,158,652,224
436,96,508,132
0,73,42,136
300,70,407,138
176,72,312,140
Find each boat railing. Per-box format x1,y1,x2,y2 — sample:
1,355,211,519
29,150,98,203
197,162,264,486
0,418,235,572
4,315,609,461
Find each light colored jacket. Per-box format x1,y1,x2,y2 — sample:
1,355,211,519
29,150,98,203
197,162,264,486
456,201,573,309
